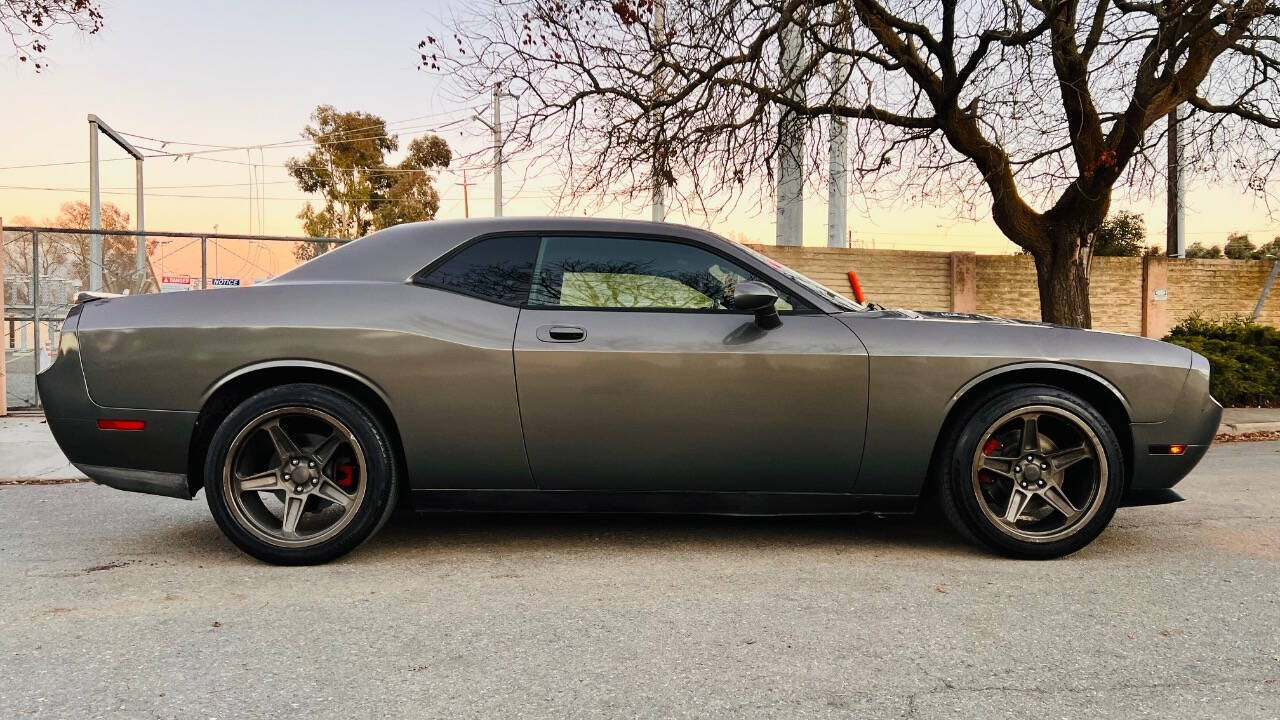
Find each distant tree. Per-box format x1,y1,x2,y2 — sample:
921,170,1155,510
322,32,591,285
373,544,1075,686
287,105,452,261
47,201,156,294
1092,212,1146,257
433,0,1280,329
1185,242,1223,259
2,0,104,71
1,201,153,299
1223,232,1257,260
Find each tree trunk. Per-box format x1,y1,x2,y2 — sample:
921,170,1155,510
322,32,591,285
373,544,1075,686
1032,238,1093,328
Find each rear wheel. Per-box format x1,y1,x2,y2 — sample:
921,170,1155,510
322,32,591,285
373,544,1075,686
936,385,1124,559
204,383,398,565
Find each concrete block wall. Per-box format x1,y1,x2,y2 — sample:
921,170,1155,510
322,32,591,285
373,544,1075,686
746,245,956,310
1166,258,1280,329
749,242,1280,337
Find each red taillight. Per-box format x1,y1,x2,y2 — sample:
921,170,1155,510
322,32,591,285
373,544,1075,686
97,419,145,431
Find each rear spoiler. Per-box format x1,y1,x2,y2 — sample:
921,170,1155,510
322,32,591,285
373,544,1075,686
73,291,124,305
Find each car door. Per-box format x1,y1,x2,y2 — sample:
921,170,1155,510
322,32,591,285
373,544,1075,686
513,234,869,492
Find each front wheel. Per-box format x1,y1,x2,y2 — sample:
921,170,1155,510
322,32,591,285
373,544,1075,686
204,383,399,565
936,385,1124,559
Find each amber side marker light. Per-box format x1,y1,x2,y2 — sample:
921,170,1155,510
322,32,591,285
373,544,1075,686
97,419,145,431
1149,444,1187,455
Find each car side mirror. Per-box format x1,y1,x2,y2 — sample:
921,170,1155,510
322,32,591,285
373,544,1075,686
732,281,782,330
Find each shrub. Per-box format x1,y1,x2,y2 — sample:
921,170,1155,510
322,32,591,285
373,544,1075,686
1164,315,1280,407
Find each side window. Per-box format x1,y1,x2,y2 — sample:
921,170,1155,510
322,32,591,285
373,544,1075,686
417,235,539,305
528,236,794,311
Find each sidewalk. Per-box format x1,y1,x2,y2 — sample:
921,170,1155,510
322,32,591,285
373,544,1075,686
0,413,84,482
0,408,1276,483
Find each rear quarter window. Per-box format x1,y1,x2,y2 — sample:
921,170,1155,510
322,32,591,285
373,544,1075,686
416,235,539,305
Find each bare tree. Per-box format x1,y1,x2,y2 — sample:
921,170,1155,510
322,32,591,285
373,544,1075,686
427,0,1280,327
2,0,104,71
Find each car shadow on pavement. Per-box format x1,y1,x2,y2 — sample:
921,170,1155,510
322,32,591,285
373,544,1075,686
345,510,982,563
125,506,983,566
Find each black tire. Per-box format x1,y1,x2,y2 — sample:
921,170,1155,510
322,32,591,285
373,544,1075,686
935,385,1124,559
204,383,399,565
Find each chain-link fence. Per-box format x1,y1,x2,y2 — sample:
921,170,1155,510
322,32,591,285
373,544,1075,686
2,225,344,409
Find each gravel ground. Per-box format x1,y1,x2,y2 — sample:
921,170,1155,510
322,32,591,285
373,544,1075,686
1,441,1278,719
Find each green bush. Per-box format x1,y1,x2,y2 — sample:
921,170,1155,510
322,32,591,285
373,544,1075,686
1164,315,1280,407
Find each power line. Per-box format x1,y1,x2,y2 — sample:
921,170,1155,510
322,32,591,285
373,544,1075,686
0,183,563,202
0,157,134,171
116,108,472,152
129,117,473,161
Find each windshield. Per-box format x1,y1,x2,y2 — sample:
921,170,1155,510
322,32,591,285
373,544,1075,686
736,244,865,312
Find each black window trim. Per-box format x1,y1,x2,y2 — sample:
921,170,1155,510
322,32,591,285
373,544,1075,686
411,229,825,314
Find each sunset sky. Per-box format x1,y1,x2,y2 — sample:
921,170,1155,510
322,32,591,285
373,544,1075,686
3,0,1278,283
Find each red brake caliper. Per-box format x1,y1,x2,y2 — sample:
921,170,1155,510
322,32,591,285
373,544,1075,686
979,439,1003,486
336,464,357,489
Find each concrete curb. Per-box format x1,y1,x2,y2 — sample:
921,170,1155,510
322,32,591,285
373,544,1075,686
1217,421,1280,436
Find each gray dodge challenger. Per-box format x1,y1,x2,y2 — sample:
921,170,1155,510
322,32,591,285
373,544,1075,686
38,218,1221,564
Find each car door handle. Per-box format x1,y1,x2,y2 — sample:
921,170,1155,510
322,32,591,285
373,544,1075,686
536,325,587,343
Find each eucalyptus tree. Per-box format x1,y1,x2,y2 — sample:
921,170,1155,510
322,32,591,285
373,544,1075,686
287,106,453,260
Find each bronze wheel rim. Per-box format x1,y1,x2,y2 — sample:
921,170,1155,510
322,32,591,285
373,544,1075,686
970,405,1108,544
221,407,368,548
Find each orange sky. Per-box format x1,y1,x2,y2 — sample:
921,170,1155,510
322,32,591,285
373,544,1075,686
3,0,1278,286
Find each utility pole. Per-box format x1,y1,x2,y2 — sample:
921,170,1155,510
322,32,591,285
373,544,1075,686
1165,43,1185,258
776,13,805,246
475,84,510,217
650,0,667,222
1166,105,1184,258
458,169,475,218
492,83,503,217
827,53,850,249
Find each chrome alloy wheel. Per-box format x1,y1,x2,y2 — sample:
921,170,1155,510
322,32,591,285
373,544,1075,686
221,406,368,548
970,405,1108,543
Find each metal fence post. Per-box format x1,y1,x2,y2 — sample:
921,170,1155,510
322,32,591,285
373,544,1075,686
200,236,208,289
0,215,6,416
31,229,40,407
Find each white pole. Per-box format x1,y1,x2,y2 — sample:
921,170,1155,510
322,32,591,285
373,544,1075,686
89,119,103,291
651,0,667,222
493,83,503,218
827,55,849,248
135,157,145,290
776,17,804,246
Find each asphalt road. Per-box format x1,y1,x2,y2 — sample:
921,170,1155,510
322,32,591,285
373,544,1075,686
1,442,1278,720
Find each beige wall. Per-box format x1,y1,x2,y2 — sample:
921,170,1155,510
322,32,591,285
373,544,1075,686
1167,259,1280,329
746,245,954,309
749,243,1280,336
